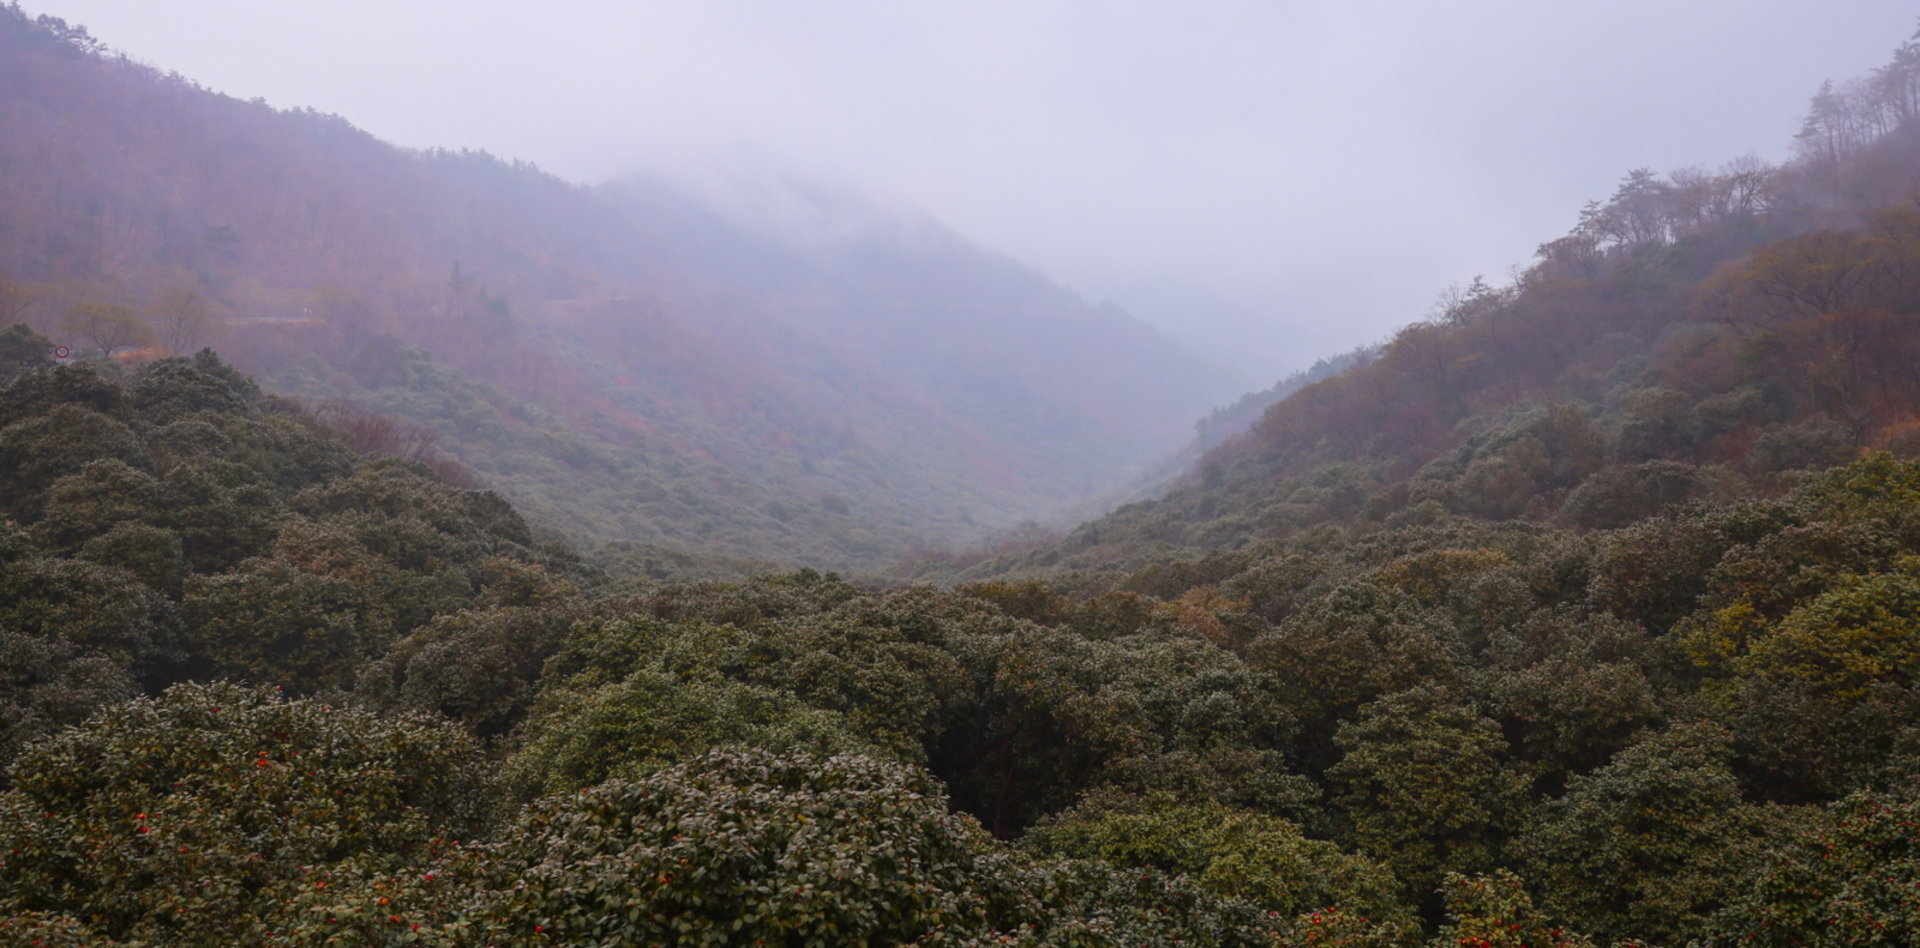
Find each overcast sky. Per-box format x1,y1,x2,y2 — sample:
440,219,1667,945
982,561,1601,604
22,1,1919,384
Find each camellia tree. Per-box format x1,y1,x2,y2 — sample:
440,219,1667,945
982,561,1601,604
470,749,1003,945
1695,778,1920,947
1023,791,1416,938
1513,724,1783,946
1326,685,1526,904
0,322,52,376
505,669,883,797
0,682,490,944
1430,871,1596,948
468,748,1290,947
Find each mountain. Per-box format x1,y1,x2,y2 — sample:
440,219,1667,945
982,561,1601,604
0,6,1239,573
949,39,1920,581
14,11,1920,947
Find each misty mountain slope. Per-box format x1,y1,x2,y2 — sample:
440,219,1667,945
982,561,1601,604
1060,344,1386,525
0,7,1238,571
942,34,1920,581
598,173,1239,490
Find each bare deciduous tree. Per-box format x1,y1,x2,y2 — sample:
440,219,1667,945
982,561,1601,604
58,300,151,357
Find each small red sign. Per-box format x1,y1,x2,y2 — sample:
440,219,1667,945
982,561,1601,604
52,345,70,359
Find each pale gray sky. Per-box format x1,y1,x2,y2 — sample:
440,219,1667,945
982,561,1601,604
21,1,1919,383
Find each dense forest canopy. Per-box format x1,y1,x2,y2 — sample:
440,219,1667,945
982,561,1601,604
9,6,1920,948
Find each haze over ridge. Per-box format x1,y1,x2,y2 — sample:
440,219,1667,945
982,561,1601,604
21,0,1917,381
0,7,1247,571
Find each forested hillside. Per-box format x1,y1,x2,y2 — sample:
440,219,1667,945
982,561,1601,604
956,34,1920,580
13,344,1920,945
0,348,1356,944
0,5,1236,573
12,7,1920,948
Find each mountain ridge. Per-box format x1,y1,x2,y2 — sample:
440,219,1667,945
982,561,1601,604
0,4,1239,573
933,29,1920,582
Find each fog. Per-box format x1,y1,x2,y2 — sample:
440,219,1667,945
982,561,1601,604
24,0,1918,384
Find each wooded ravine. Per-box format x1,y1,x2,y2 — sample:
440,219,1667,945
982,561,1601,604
8,6,1920,946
